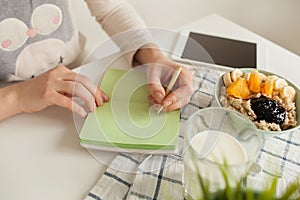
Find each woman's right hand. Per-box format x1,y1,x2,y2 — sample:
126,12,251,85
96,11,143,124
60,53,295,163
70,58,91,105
13,65,108,118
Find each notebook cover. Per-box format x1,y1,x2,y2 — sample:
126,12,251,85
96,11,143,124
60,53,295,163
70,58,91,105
79,68,180,152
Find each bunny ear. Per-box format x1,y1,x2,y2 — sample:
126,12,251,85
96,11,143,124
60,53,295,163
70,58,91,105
0,18,29,51
31,4,63,35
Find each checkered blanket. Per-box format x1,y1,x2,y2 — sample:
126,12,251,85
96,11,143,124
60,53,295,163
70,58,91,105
85,67,300,200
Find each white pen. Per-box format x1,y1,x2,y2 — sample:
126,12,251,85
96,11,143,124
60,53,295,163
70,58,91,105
157,66,182,114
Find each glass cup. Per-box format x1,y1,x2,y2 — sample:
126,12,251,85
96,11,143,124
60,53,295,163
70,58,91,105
183,107,263,199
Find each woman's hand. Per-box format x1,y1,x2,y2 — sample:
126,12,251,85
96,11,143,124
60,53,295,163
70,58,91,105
147,60,193,112
12,65,108,118
134,44,193,112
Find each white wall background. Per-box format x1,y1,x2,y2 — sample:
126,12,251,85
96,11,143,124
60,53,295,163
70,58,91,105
72,0,300,56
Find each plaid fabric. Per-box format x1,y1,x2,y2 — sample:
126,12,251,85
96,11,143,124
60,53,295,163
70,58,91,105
85,67,300,200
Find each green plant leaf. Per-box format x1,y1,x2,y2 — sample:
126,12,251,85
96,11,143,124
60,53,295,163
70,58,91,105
245,187,255,200
184,146,300,200
278,179,300,200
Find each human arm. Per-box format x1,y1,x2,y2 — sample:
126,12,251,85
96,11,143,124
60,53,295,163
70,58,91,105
84,0,152,63
0,66,108,121
84,0,193,111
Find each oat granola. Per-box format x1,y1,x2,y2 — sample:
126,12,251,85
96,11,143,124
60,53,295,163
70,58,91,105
220,69,297,131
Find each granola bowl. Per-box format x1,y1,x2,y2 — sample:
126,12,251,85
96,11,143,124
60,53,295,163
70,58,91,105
215,68,300,136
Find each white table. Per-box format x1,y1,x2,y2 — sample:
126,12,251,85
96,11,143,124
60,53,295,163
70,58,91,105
1,14,300,200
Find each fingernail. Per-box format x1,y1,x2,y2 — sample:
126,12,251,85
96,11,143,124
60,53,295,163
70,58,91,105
102,94,109,102
81,110,87,118
153,104,161,110
163,100,172,107
89,102,96,112
153,92,164,103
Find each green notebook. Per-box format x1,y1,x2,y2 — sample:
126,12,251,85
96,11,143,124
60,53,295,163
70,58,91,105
79,68,180,154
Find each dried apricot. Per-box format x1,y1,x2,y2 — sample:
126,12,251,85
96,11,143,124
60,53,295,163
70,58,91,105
226,77,250,99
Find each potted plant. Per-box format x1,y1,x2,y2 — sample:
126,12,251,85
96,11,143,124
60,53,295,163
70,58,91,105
184,161,300,200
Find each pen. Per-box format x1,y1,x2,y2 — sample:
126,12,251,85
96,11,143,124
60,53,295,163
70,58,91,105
157,66,182,114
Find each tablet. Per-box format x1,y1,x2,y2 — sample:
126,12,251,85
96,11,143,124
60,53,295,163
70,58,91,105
171,31,266,70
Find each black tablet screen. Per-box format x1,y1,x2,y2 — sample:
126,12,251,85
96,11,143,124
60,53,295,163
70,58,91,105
181,32,257,68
